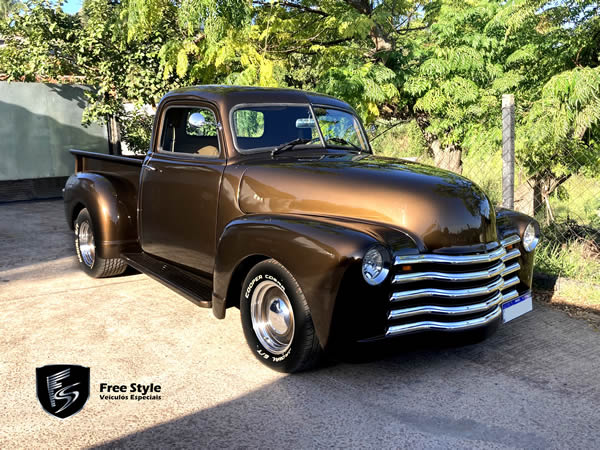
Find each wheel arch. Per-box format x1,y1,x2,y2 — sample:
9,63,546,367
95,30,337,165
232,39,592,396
70,202,86,230
63,173,140,259
224,254,271,311
212,214,415,347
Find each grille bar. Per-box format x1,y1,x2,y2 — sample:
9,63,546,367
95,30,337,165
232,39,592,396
502,248,521,262
394,245,506,266
386,306,502,337
502,289,519,303
502,275,520,290
390,276,504,302
388,291,503,320
502,262,520,277
393,260,505,284
501,235,521,246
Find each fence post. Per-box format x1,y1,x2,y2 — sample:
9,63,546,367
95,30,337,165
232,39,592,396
502,94,515,209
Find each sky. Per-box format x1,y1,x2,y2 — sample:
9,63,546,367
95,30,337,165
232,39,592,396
61,0,83,15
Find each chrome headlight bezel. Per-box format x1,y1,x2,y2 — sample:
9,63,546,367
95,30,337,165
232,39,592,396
522,221,539,252
361,245,391,286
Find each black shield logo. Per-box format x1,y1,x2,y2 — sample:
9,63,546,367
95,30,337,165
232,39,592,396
36,365,90,419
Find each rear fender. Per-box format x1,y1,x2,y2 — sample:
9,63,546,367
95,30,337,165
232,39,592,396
63,173,140,259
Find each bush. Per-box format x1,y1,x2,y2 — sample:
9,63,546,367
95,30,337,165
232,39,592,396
535,220,600,284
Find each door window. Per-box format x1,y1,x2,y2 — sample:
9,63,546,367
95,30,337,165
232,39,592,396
159,107,220,157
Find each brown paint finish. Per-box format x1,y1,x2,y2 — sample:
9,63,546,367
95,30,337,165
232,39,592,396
139,152,225,275
235,154,496,251
64,86,539,348
64,152,142,259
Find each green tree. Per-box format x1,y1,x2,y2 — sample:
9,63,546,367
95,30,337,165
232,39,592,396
402,0,510,173
0,0,176,151
1,0,598,199
126,0,423,122
499,0,600,220
397,0,599,224
0,0,20,18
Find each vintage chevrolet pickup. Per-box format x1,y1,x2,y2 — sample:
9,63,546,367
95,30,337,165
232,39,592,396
64,85,539,372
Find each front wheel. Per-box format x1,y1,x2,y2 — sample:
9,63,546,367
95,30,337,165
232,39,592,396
74,208,127,278
240,259,322,372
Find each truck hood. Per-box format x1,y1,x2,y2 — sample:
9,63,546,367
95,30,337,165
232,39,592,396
237,153,496,251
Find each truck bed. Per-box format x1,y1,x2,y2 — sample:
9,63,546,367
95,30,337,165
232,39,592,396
70,148,143,195
71,149,144,171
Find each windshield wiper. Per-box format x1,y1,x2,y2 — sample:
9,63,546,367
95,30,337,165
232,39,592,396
325,137,363,152
271,138,318,156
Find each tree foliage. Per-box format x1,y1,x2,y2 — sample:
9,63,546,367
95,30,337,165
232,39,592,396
0,0,599,198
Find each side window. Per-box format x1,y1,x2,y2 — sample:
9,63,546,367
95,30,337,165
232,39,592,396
234,110,264,138
186,109,218,137
159,106,220,157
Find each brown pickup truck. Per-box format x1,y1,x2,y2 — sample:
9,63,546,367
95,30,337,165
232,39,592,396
64,85,539,372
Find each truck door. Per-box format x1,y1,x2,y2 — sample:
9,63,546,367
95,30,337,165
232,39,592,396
139,103,225,275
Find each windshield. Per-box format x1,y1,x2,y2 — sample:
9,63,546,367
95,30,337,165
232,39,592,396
231,104,369,153
312,106,368,151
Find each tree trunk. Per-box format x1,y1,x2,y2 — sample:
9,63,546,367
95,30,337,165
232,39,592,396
432,140,463,174
532,173,572,224
107,115,122,155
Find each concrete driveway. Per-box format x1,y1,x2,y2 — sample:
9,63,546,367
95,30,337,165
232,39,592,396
1,199,599,449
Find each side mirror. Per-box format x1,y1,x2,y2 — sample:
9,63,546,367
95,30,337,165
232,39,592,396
188,112,206,131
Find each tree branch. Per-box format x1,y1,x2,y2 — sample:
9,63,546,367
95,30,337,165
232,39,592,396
252,1,329,17
268,37,354,54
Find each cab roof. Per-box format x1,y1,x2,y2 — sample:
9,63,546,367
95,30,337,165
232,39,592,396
161,85,355,112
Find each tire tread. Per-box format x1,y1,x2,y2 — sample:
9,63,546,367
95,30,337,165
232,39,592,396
94,257,128,278
75,208,128,279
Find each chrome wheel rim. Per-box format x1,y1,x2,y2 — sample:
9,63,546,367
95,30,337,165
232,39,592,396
250,280,295,355
78,221,95,267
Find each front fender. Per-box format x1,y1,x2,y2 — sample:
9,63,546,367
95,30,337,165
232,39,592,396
63,173,140,259
212,214,417,347
496,207,540,290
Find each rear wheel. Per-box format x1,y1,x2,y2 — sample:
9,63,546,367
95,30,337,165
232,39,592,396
74,208,127,278
240,259,322,372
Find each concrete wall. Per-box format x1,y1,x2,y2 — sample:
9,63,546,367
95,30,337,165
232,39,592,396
0,82,109,181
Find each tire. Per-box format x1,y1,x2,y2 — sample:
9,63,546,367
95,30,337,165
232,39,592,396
240,259,322,372
74,208,127,278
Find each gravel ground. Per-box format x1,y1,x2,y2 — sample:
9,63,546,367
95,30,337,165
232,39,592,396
1,199,599,449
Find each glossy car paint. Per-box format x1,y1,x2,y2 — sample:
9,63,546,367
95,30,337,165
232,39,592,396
139,152,226,275
235,154,496,251
64,85,538,348
64,153,142,259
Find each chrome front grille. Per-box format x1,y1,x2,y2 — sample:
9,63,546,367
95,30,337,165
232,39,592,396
386,235,522,337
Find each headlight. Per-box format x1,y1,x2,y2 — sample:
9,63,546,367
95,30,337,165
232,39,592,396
362,246,390,285
522,222,539,252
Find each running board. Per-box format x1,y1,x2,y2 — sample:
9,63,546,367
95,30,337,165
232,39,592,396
122,253,212,308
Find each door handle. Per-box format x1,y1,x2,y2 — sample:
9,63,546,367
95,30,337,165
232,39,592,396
142,164,157,171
